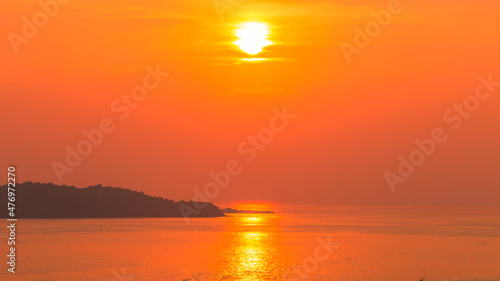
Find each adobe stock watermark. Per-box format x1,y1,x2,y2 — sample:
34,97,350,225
213,0,243,21
282,235,339,280
385,74,500,192
51,64,169,182
110,268,135,281
7,0,71,54
179,106,296,222
340,0,412,63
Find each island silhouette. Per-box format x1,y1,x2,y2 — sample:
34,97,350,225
220,208,274,214
1,182,232,218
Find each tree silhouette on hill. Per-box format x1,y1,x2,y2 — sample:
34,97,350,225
1,182,224,218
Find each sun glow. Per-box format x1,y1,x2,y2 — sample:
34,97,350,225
234,203,274,211
234,22,272,55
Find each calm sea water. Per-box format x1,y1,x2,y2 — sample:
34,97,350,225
2,207,500,281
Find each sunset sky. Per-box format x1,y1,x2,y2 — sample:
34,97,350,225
1,0,499,206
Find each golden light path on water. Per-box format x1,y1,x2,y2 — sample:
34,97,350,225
217,214,288,280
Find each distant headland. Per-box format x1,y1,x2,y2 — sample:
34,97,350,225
221,208,275,214
1,182,228,219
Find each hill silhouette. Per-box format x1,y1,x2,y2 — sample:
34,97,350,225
0,182,224,218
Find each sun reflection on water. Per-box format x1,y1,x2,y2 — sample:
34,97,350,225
241,216,263,225
217,214,287,281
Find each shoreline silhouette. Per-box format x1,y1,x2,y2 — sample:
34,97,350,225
1,182,237,219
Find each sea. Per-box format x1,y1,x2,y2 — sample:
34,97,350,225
1,206,499,281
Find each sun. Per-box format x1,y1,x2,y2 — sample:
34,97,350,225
234,22,272,55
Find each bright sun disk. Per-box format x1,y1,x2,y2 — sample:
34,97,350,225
234,22,272,55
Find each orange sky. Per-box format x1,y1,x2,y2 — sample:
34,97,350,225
1,0,499,206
